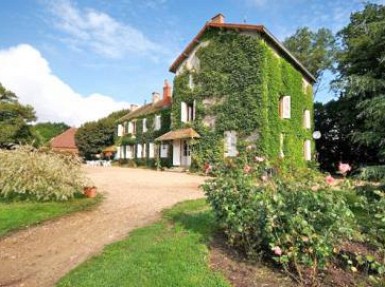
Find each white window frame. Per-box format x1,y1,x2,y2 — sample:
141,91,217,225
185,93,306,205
160,142,169,158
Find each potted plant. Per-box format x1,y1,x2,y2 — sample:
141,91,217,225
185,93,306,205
83,186,97,198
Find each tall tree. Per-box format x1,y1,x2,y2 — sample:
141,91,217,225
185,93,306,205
283,27,336,96
75,109,129,159
0,83,36,147
32,122,70,145
335,3,385,158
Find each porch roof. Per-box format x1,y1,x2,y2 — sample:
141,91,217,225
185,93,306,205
155,128,201,141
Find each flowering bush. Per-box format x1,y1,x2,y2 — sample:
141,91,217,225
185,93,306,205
0,147,88,201
203,161,355,282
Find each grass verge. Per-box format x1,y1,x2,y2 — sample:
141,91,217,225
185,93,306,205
0,195,101,237
57,199,230,287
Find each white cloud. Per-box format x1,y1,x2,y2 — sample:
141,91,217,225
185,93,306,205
246,0,267,7
48,0,161,58
0,44,130,126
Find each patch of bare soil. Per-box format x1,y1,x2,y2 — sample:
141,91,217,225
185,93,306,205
0,166,205,287
209,235,381,287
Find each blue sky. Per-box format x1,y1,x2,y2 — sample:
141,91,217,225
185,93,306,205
0,0,383,125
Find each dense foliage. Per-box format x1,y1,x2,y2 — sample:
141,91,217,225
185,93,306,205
0,147,87,201
203,159,354,283
334,3,385,159
172,30,313,170
0,83,37,147
76,109,129,159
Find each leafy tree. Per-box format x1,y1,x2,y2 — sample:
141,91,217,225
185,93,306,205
0,83,36,147
283,27,336,95
32,122,70,145
75,109,129,159
334,3,385,158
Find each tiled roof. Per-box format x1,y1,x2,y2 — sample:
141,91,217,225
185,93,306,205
118,99,170,122
50,128,78,150
155,128,201,141
169,20,316,83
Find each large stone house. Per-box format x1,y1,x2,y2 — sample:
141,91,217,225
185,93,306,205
117,14,315,169
115,81,173,167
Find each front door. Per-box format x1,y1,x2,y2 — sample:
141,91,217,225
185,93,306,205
181,140,191,167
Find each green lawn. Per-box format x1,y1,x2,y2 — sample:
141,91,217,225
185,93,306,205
0,196,101,237
57,199,230,287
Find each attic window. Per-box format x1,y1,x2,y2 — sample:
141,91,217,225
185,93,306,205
279,96,291,119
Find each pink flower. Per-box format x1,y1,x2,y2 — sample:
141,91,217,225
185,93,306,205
204,163,212,175
326,175,335,185
272,246,282,256
255,156,265,163
243,164,251,174
261,175,268,182
338,162,351,174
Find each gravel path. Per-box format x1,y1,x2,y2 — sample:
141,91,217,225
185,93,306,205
0,167,205,287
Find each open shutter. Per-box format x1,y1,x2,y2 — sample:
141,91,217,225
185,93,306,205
137,144,142,158
282,96,291,119
149,143,155,158
143,118,147,132
193,100,196,121
304,110,311,129
304,140,311,161
117,124,123,136
181,102,187,122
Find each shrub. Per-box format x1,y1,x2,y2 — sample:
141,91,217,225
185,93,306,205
0,146,88,201
203,162,355,282
353,165,385,182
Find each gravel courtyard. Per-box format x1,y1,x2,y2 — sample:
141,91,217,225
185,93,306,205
0,166,205,287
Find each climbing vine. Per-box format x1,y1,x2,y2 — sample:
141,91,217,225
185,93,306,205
172,29,313,169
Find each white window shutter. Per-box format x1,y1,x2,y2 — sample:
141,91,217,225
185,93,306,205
173,140,181,166
181,101,187,122
149,143,155,158
279,133,285,158
193,100,196,121
128,122,133,133
143,118,147,132
137,144,142,158
155,115,161,130
304,140,311,161
282,96,291,119
117,124,123,136
304,110,311,129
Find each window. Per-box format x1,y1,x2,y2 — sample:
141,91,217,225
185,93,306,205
125,145,134,159
183,140,190,156
304,140,311,161
188,74,195,90
149,143,155,158
160,143,169,158
279,96,291,119
143,118,147,133
128,121,136,134
224,131,237,157
117,124,123,136
154,115,161,131
181,101,196,123
304,110,311,129
124,122,129,134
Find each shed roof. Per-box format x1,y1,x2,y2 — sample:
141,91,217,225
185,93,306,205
50,128,78,150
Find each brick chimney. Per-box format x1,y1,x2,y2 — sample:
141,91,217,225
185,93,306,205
163,80,172,105
210,13,225,24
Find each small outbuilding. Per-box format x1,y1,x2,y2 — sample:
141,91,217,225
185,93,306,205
50,127,79,155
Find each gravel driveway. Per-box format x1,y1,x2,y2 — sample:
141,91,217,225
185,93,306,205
0,166,205,287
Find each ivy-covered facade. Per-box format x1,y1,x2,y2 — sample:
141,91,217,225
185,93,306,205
115,80,173,167
155,14,315,170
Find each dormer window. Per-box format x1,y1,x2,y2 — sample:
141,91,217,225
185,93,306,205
279,96,291,119
181,101,196,123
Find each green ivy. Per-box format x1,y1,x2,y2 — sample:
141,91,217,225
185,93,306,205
172,29,313,168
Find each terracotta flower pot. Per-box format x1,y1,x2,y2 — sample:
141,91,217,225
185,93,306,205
83,186,97,198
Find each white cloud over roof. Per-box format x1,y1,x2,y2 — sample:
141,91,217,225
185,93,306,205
0,44,130,126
